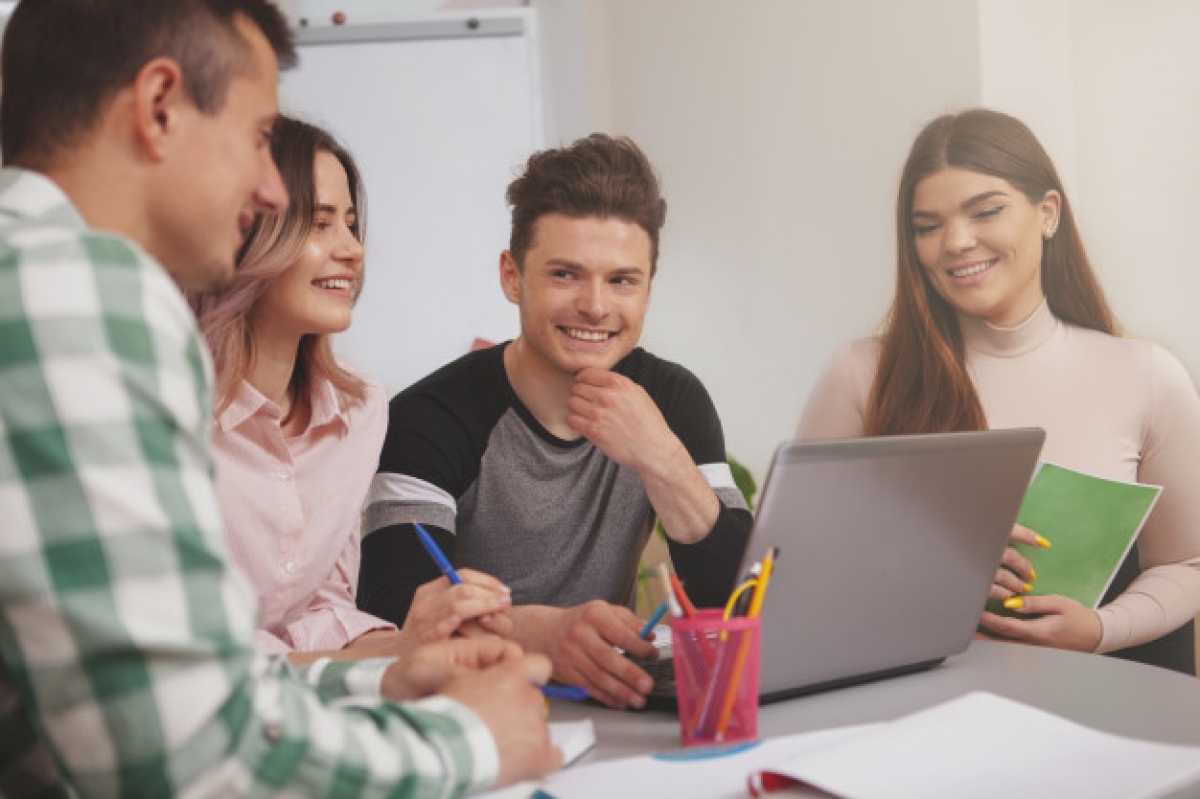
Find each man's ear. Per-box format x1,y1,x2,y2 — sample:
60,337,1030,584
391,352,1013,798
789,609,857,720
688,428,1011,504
131,57,188,161
499,250,522,305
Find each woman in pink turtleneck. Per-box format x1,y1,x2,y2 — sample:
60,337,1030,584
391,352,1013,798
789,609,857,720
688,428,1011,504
798,109,1200,674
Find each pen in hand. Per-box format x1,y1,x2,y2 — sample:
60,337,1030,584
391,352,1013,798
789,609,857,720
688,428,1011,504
541,684,590,702
639,599,669,640
414,522,462,585
414,525,588,704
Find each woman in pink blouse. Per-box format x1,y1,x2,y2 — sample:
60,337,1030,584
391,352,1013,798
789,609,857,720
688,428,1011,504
192,117,512,662
798,109,1200,674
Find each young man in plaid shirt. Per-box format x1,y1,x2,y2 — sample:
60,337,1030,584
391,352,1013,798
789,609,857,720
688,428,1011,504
0,1,559,796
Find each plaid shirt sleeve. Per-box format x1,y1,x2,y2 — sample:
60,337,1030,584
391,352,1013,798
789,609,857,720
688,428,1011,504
0,169,499,799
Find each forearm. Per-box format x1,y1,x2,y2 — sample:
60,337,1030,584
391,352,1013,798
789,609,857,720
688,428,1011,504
234,657,499,795
285,601,396,654
668,504,753,608
1095,559,1200,653
506,604,562,657
285,521,399,653
285,629,407,668
636,438,721,544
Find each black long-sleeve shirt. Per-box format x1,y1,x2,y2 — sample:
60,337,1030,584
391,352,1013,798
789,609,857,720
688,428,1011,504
358,344,752,626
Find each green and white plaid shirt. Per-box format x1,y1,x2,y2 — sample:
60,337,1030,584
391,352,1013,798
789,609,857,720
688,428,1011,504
0,168,498,799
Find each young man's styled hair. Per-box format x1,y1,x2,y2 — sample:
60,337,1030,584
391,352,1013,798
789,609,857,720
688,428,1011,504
1,0,297,169
506,133,668,274
192,116,369,417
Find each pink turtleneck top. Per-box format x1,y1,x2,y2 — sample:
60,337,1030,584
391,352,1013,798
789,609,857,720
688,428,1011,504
798,301,1200,654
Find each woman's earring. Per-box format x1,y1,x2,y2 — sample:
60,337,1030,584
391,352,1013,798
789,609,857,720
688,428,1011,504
1043,223,1058,240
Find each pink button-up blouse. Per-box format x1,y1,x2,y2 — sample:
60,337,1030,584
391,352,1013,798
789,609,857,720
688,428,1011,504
213,373,393,654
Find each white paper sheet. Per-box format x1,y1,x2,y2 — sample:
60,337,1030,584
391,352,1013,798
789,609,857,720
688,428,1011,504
513,726,875,799
759,692,1200,799
479,719,598,799
491,693,1200,799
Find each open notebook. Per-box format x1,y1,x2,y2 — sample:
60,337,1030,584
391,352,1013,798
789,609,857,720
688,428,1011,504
524,693,1200,799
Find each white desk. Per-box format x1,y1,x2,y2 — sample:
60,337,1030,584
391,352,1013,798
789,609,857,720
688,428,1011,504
550,640,1200,763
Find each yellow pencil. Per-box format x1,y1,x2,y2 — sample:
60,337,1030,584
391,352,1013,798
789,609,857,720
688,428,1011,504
714,547,778,738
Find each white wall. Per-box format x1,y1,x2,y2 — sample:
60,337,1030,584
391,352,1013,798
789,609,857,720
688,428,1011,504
280,25,541,394
980,0,1200,387
531,0,611,145
586,0,982,484
978,0,1078,190
551,0,1200,487
1069,1,1200,377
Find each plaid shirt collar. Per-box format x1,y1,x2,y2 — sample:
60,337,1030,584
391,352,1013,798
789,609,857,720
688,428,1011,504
0,167,88,229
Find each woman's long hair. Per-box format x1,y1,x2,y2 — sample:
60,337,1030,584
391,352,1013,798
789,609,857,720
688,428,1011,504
191,116,368,418
865,108,1118,436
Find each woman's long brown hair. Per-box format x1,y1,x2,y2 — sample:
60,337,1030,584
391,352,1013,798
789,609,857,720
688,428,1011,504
865,109,1118,436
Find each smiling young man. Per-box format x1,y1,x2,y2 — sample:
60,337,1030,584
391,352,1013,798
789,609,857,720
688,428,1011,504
360,134,752,709
0,1,558,796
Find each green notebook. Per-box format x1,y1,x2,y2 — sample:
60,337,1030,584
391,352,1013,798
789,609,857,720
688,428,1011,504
986,462,1162,614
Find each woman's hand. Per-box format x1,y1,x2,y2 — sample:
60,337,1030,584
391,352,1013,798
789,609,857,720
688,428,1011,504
399,568,513,648
349,570,513,661
987,524,1049,601
979,593,1102,652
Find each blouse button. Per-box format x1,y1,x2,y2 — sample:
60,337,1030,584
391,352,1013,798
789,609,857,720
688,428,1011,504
275,469,290,481
283,561,297,575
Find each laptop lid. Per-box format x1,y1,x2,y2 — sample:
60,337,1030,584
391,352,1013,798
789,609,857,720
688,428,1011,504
749,428,1045,702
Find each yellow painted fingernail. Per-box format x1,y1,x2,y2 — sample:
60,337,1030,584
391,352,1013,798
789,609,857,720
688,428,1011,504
1023,582,1033,593
1035,535,1051,548
1029,568,1037,581
1004,597,1024,610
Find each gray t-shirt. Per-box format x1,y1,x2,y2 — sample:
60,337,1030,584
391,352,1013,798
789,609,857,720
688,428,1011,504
359,344,751,624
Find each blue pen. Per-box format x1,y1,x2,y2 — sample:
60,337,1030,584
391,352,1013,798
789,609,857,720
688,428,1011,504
540,684,590,702
414,523,461,585
639,599,669,639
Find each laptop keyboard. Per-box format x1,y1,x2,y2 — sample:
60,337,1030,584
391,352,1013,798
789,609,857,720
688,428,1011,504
639,655,676,694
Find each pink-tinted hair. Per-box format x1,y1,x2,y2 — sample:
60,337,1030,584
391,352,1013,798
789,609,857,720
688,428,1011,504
191,115,368,417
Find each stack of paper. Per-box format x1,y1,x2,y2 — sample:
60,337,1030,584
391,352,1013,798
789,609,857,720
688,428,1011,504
522,693,1200,799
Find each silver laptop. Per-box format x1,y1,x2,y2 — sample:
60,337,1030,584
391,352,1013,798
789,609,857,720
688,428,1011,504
746,428,1045,702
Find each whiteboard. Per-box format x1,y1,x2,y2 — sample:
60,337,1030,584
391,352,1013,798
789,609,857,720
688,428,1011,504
279,11,543,394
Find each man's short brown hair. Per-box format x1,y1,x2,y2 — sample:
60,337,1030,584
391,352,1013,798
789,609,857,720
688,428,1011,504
1,0,296,169
506,133,667,275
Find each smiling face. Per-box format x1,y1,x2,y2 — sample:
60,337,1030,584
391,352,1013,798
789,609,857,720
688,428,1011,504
252,150,364,344
501,213,653,382
911,167,1060,328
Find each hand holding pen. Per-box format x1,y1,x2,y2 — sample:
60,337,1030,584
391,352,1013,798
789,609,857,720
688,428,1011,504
404,523,514,643
415,523,461,584
414,523,595,704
